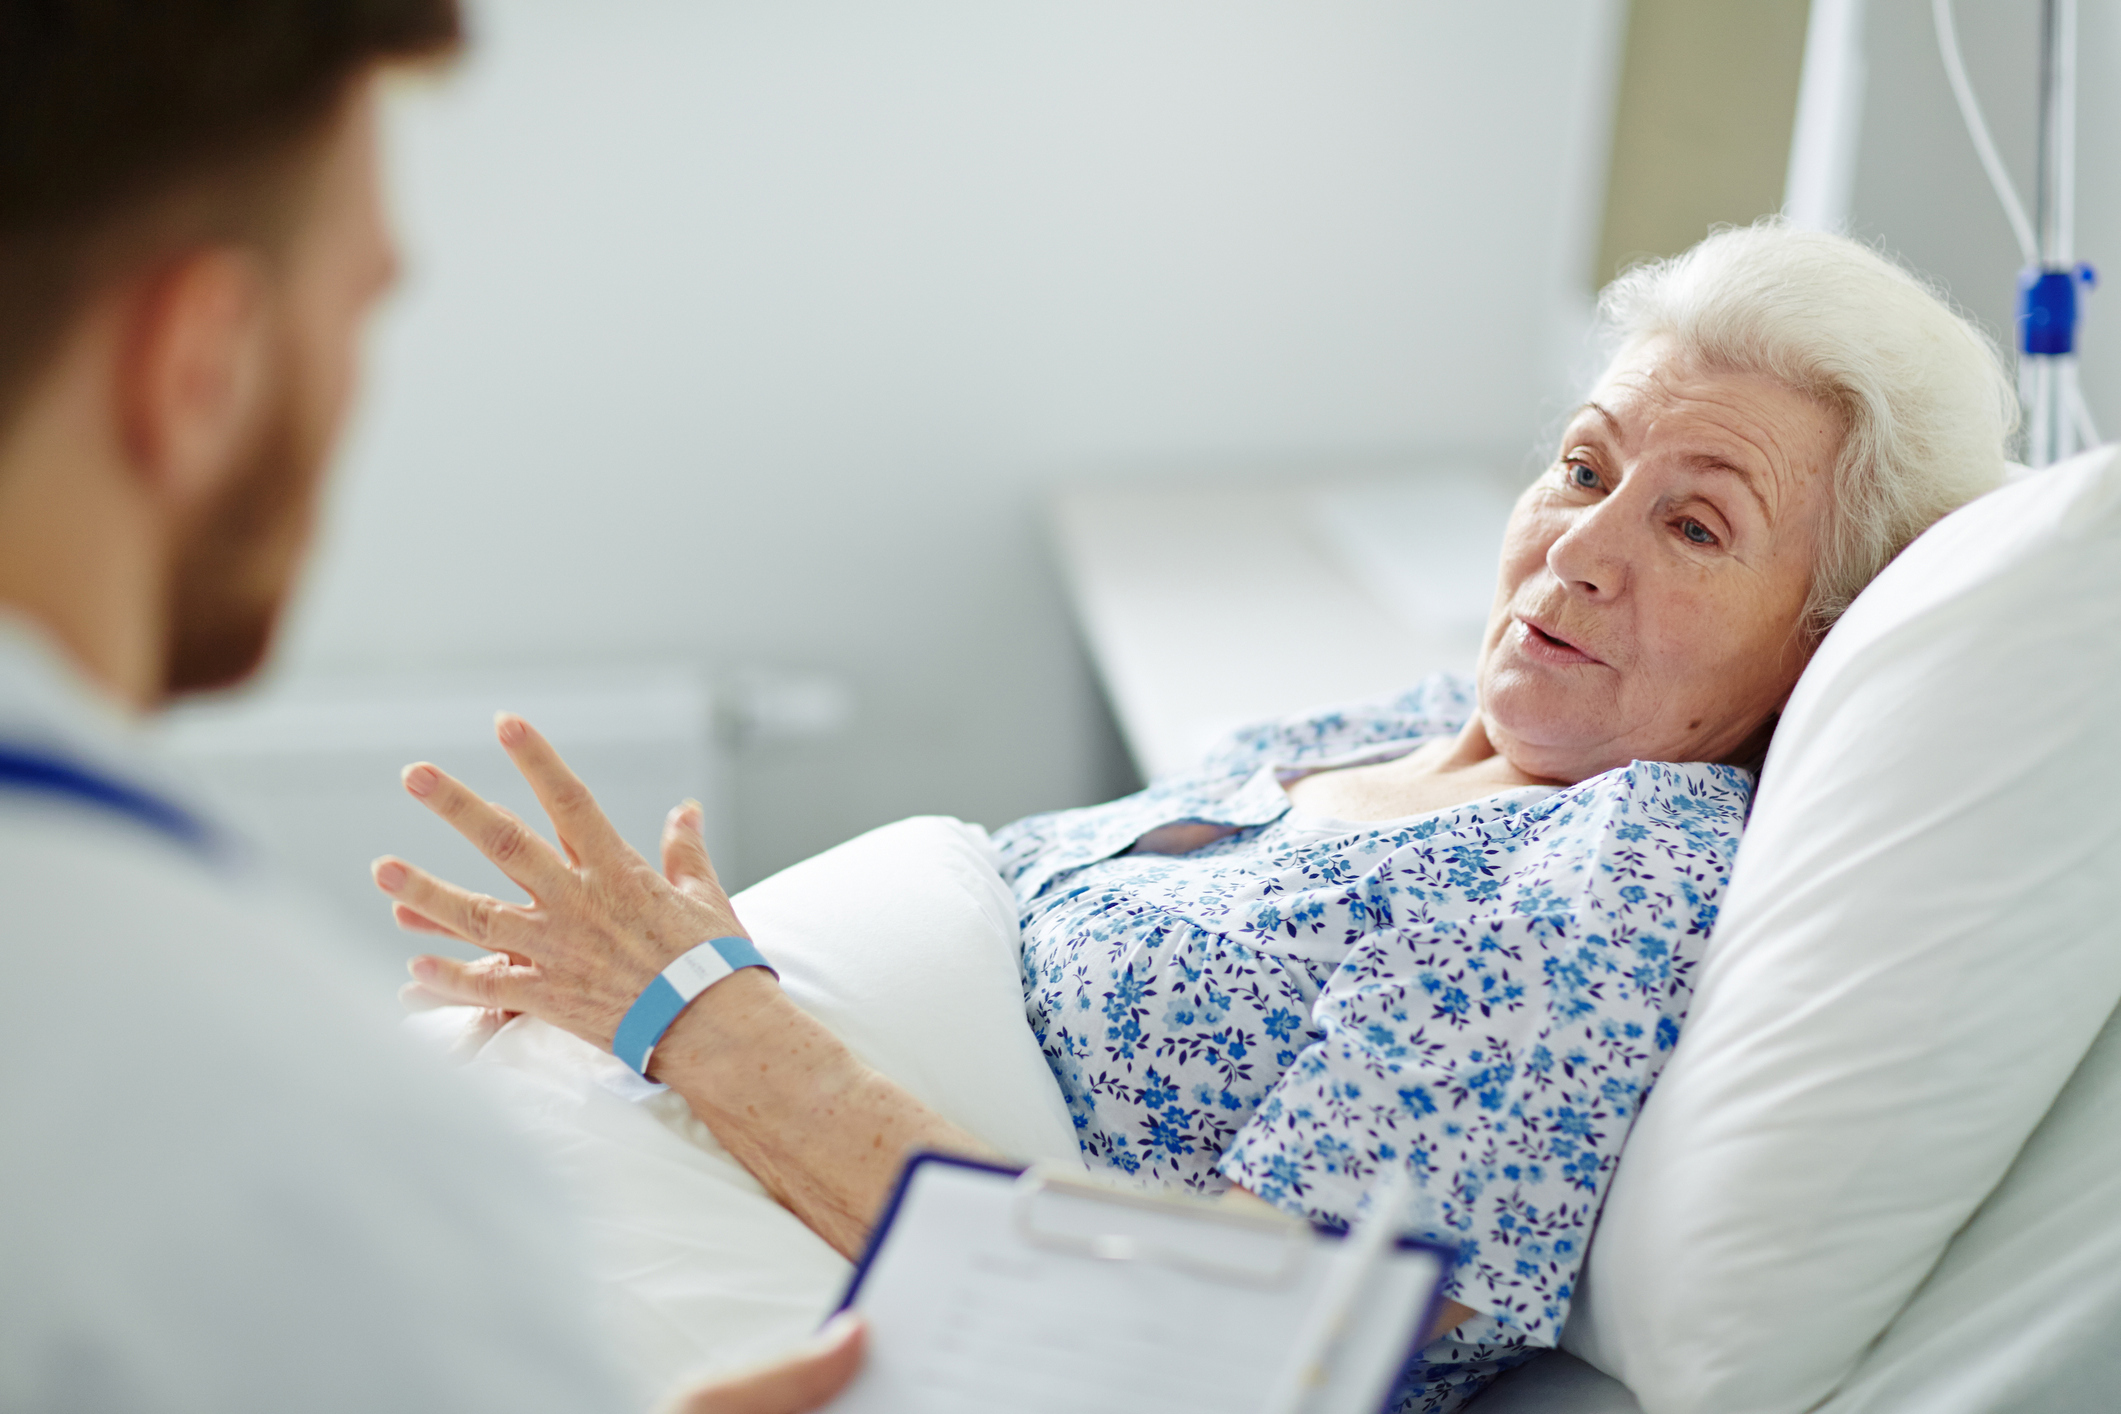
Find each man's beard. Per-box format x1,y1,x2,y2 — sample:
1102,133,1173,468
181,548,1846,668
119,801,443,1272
161,359,333,699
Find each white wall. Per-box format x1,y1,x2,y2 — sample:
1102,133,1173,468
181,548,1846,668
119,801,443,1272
269,0,1624,885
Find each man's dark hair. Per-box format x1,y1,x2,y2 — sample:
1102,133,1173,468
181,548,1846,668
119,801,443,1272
0,0,462,435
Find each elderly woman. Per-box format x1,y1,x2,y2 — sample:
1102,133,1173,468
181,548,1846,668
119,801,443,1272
375,224,2012,1411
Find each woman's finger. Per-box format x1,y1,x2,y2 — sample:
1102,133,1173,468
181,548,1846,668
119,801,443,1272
395,990,514,1063
493,714,635,868
399,761,571,898
391,905,533,973
397,979,496,1015
391,902,457,937
661,799,722,893
406,952,537,1013
397,979,451,1012
372,856,538,956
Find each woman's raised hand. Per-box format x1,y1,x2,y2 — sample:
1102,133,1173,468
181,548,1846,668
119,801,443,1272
372,712,746,1055
379,714,984,1259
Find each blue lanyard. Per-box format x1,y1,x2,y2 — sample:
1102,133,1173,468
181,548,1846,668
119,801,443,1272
0,743,214,854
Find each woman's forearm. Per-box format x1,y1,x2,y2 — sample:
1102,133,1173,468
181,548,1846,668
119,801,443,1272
649,969,992,1258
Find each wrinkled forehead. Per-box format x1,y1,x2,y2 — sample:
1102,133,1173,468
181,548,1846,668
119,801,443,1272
1576,335,1846,498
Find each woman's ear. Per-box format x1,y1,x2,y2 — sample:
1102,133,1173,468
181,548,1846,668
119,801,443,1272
117,246,272,510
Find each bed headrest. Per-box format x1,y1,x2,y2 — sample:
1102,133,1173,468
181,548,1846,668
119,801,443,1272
1562,443,2121,1414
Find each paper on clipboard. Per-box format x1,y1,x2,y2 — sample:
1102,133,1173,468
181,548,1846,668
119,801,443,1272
823,1156,1450,1414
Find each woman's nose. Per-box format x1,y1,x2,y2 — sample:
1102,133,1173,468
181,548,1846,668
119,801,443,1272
1546,500,1630,600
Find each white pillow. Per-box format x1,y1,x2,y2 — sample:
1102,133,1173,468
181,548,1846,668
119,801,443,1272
1564,445,2121,1413
739,817,1081,1166
415,815,1081,1403
1816,999,2121,1413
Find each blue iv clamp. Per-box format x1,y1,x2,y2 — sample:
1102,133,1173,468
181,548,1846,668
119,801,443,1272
2019,263,2097,354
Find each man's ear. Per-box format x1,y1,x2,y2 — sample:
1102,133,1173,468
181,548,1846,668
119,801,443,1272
117,247,272,509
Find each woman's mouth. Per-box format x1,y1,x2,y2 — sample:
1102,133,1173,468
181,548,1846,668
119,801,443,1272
1515,616,1603,666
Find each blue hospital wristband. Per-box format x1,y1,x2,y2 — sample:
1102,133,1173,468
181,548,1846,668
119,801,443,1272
612,936,775,1076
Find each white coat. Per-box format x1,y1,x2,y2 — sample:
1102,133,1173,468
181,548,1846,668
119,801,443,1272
0,617,627,1413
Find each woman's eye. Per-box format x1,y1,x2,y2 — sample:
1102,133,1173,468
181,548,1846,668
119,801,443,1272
1565,461,1601,490
1680,518,1717,546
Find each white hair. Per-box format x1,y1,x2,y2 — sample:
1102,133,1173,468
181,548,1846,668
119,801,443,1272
1597,221,2015,635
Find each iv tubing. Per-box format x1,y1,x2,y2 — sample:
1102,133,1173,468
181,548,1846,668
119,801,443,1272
1933,0,2039,265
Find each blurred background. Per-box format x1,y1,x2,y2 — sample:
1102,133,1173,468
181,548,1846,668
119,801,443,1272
158,0,2119,980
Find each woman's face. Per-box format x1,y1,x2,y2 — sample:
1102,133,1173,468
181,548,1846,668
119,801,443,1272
1476,337,1843,782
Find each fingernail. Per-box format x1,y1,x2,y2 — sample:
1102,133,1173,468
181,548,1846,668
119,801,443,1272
494,713,527,746
409,956,438,980
373,859,407,891
403,764,438,797
815,1310,861,1345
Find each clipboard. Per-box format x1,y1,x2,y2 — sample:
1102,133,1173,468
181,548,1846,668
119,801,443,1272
822,1154,1453,1414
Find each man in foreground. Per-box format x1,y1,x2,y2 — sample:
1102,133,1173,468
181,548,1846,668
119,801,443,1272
0,3,857,1408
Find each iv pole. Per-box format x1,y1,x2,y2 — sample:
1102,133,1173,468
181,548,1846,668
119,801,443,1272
1935,0,2100,467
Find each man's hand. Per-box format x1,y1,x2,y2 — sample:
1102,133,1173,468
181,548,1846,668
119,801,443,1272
667,1314,865,1414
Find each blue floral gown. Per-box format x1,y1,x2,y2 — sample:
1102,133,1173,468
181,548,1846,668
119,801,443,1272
991,676,1753,1410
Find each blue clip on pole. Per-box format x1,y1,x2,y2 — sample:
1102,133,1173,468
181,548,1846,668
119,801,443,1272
2019,263,2096,355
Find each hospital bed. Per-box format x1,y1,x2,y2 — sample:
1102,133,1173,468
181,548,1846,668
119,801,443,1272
411,445,2118,1413
1053,448,2121,1412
